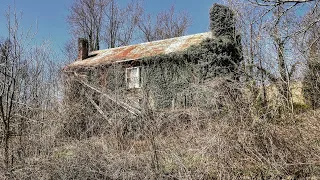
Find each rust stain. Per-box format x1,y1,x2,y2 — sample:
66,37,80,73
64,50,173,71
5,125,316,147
117,46,136,59
66,32,212,69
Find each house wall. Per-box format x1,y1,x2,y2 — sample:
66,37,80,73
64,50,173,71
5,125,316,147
141,54,197,110
67,58,196,111
66,35,243,112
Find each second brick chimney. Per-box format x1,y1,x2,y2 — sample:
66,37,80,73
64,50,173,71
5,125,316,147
78,38,88,60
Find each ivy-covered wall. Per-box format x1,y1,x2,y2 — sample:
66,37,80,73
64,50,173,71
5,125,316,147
141,53,195,109
66,3,243,111
140,33,242,109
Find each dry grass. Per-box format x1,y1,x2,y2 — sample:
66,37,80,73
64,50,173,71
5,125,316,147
6,109,320,179
1,78,320,179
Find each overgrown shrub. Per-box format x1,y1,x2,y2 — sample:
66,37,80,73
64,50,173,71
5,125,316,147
5,78,320,179
303,57,320,109
210,4,235,37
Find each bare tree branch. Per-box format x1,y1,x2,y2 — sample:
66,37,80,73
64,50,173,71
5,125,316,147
138,5,191,42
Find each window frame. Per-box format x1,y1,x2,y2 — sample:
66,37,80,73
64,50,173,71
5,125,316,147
125,66,141,89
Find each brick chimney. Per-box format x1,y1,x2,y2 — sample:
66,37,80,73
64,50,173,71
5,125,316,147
78,38,88,60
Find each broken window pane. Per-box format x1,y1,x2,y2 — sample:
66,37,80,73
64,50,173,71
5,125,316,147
126,67,141,89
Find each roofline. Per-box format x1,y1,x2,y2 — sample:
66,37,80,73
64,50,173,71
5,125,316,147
65,31,212,69
89,32,211,55
92,32,211,64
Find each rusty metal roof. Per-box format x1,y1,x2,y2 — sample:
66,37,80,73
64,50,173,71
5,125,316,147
67,32,212,68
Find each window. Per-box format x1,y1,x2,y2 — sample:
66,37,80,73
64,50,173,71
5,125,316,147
126,67,141,89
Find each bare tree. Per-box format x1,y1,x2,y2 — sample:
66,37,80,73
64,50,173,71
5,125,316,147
250,0,316,6
0,8,61,177
255,0,319,113
104,0,143,48
302,7,320,108
1,2,320,179
68,1,190,50
0,40,13,172
68,0,108,51
224,0,319,116
0,10,25,171
138,6,191,42
223,0,270,116
63,38,78,63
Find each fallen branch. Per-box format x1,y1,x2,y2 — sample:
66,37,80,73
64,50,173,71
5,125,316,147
73,71,141,116
84,93,112,125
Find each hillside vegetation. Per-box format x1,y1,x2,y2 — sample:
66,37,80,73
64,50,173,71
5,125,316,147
1,1,319,179
1,77,320,179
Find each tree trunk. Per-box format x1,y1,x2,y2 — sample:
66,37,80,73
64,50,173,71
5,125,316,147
4,122,10,171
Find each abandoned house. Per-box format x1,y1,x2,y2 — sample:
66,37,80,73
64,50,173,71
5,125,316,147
63,4,242,116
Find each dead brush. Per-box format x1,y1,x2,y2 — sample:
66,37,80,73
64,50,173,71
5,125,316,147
2,75,320,179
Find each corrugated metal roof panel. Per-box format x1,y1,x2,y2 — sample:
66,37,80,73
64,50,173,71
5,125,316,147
67,32,212,68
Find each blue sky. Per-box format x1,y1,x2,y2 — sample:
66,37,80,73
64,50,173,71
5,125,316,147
0,0,219,60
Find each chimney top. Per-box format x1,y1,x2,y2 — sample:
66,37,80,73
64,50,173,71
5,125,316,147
78,38,88,60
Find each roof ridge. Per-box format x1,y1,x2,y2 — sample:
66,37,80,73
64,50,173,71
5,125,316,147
66,31,212,69
91,32,211,53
